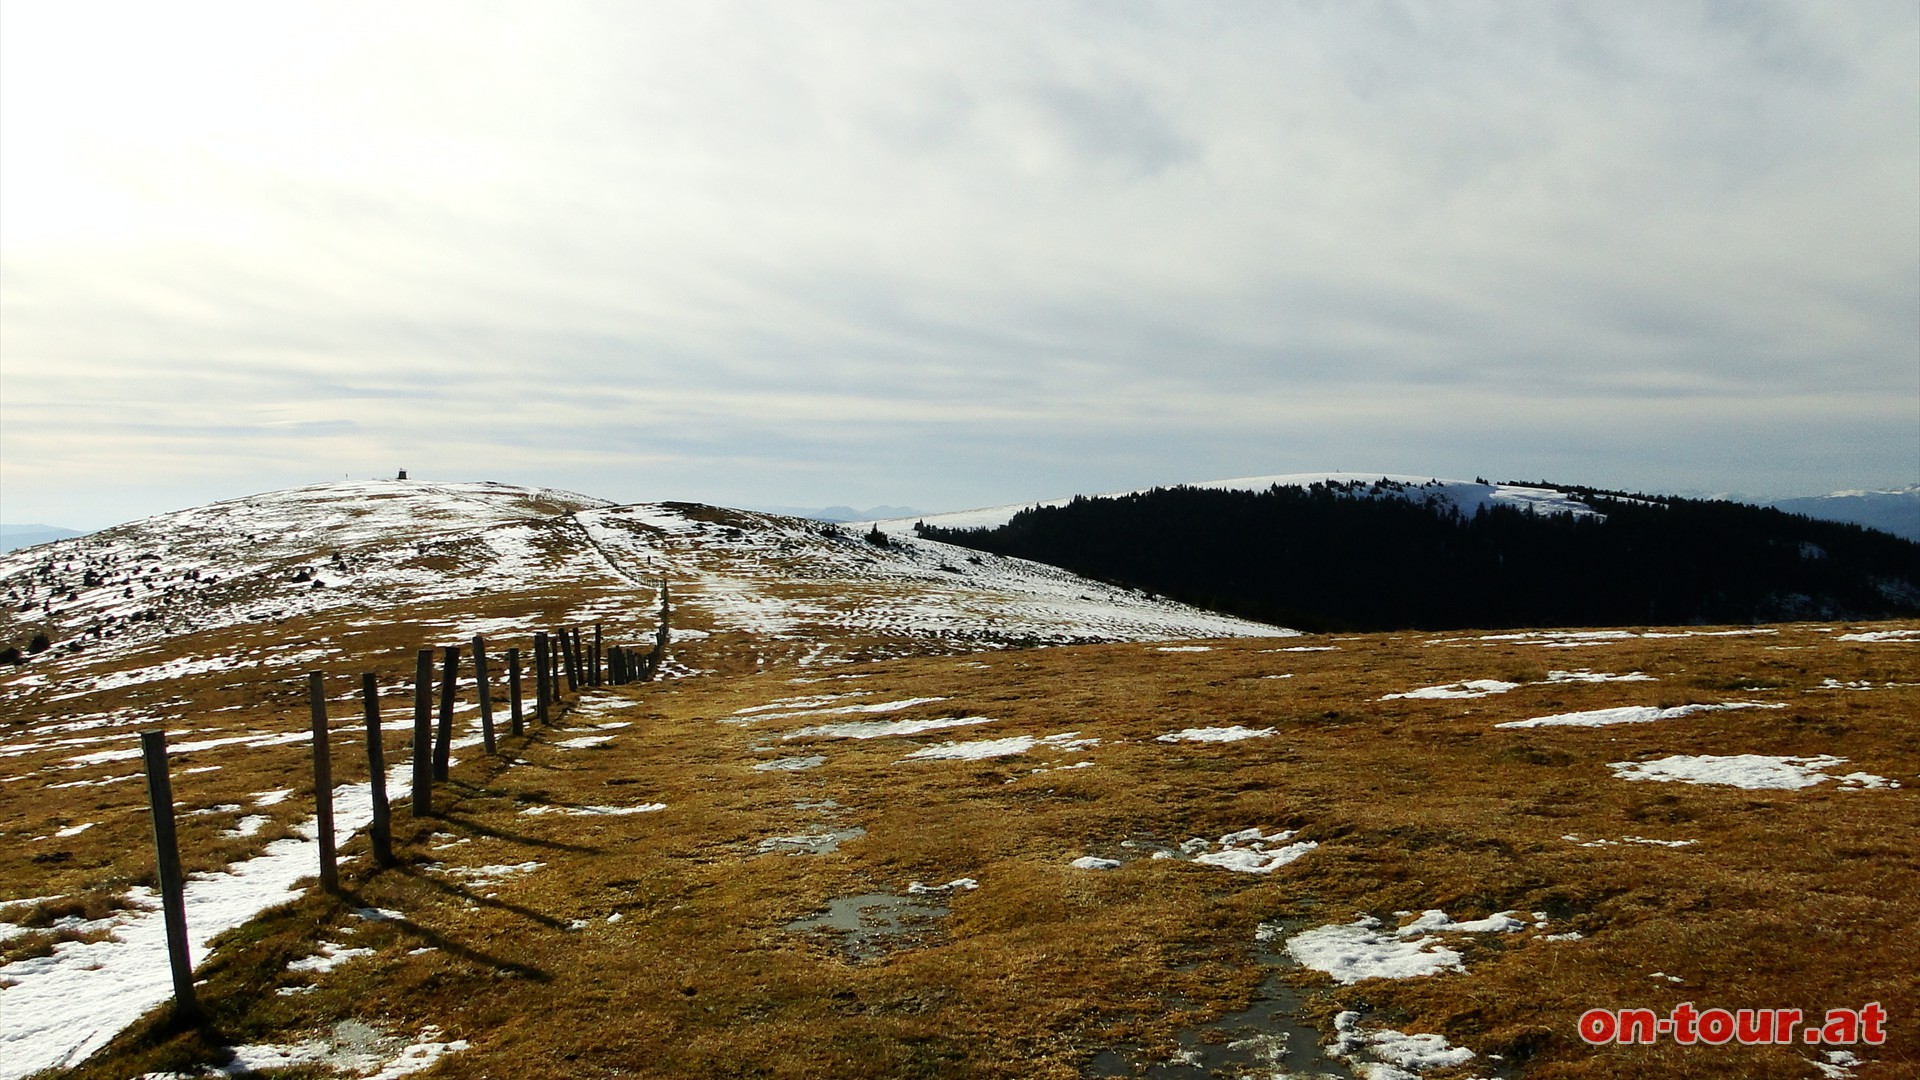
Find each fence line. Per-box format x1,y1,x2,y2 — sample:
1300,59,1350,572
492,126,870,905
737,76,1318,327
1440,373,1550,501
126,598,673,1013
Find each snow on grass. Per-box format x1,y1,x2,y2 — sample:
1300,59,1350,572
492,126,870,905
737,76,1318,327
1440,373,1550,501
756,827,865,855
62,730,310,767
0,761,416,1079
1190,828,1317,874
285,941,375,974
1155,725,1274,743
43,773,141,789
222,815,271,839
753,755,827,771
52,822,94,838
1331,1010,1477,1078
1270,908,1523,986
1547,669,1656,683
1153,645,1212,653
1608,754,1898,790
1496,701,1786,729
1813,1050,1865,1079
1836,629,1920,642
733,694,864,716
1563,833,1698,848
900,732,1097,762
1393,909,1526,935
1275,917,1466,984
784,716,996,741
439,861,544,886
1071,856,1122,870
1382,679,1518,700
748,696,950,721
518,803,666,817
189,1022,470,1080
906,879,978,895
553,735,614,749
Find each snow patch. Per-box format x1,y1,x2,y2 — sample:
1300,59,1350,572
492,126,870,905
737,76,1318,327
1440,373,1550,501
900,732,1097,762
1608,754,1896,790
1382,679,1518,700
1498,701,1785,728
1156,725,1274,743
784,716,995,741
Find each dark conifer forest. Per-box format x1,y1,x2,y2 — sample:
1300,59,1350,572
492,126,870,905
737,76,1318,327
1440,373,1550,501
914,481,1920,632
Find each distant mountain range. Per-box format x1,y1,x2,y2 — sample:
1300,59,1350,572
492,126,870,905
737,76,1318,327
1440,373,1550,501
0,524,85,553
1769,486,1920,542
751,504,924,523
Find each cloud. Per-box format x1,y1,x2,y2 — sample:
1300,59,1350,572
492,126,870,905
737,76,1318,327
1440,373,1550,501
2,1,1915,528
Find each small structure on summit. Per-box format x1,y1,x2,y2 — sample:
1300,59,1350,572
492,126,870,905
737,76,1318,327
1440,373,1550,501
397,468,408,480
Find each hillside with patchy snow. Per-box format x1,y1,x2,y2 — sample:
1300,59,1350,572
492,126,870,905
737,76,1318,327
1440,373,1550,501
0,480,1286,682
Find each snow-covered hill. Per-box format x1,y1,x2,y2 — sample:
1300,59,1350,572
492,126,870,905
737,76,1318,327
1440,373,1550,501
0,479,1287,682
864,473,1602,535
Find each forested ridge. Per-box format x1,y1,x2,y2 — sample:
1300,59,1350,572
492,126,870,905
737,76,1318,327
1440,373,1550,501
915,481,1920,632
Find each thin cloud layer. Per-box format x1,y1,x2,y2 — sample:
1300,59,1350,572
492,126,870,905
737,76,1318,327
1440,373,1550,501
2,1,1915,527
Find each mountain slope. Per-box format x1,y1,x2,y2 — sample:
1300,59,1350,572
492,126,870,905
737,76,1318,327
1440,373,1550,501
0,480,1286,682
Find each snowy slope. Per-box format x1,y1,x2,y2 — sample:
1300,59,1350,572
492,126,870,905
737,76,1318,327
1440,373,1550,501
0,480,1287,686
0,480,615,665
865,473,1601,536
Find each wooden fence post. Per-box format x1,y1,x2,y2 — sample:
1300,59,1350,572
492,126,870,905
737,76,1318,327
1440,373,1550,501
533,632,551,724
412,648,433,817
645,583,670,680
507,646,524,737
140,730,202,1023
472,635,496,754
561,628,580,693
591,623,603,687
433,645,458,782
360,672,393,866
308,672,338,893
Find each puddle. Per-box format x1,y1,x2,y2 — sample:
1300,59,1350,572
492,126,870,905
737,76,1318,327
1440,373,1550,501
1084,922,1357,1079
785,892,949,961
1084,973,1357,1078
756,826,866,856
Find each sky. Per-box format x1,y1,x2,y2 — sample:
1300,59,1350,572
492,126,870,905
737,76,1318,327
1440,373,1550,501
2,1,1916,531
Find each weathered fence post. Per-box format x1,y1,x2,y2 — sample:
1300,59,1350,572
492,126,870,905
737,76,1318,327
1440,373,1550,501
140,730,202,1023
645,583,670,680
433,645,459,782
591,623,603,687
308,672,338,893
472,634,496,754
360,672,393,866
561,628,580,693
533,632,551,724
507,646,524,736
412,649,433,817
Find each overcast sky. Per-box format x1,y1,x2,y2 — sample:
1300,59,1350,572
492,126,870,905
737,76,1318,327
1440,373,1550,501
3,1,1915,530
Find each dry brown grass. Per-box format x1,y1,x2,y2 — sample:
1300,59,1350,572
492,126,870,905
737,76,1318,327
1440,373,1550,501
4,619,1916,1078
